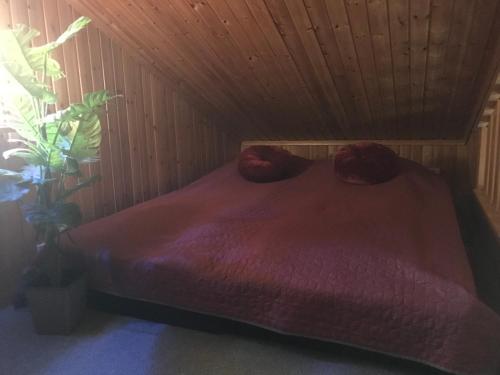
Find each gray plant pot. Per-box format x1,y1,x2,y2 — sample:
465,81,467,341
26,276,86,335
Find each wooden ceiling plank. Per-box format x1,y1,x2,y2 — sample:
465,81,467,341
163,0,273,138
409,0,431,139
68,0,242,138
445,0,499,138
206,0,299,139
73,0,178,81
174,0,282,136
96,0,248,129
63,0,500,141
366,0,398,138
461,4,500,140
132,4,257,141
263,0,344,138
433,0,476,138
343,0,384,138
324,0,376,138
243,0,330,139
387,0,410,138
128,0,268,138
222,0,315,139
304,0,370,138
421,0,454,139
285,0,353,137
427,0,473,138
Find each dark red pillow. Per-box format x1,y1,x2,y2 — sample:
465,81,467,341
334,142,399,185
238,146,295,183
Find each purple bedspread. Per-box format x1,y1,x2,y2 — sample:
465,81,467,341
70,159,500,374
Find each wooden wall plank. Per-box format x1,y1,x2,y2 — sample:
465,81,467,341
100,32,124,211
469,98,500,234
73,23,96,219
110,43,133,209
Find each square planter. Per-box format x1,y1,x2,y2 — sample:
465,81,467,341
26,276,86,335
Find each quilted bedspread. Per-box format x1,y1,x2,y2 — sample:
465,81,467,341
70,159,500,374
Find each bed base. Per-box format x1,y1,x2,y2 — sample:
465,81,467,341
88,290,444,374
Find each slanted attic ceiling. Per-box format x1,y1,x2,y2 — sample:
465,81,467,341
67,0,500,141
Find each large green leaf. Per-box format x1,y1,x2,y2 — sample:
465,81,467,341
0,92,41,142
0,28,57,102
0,16,104,211
55,17,91,47
67,116,101,162
27,17,91,79
3,139,65,171
3,147,45,165
62,91,112,162
7,17,91,82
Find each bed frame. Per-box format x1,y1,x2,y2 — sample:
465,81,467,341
88,290,444,374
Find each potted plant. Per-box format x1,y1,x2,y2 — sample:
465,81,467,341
0,16,112,334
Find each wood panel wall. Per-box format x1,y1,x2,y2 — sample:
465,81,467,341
0,0,239,306
470,99,500,234
241,140,472,194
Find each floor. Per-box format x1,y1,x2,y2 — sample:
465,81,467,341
0,307,444,375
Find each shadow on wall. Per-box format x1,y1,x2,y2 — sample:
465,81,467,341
455,193,500,314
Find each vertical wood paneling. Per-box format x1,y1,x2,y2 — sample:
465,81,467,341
470,99,500,233
110,43,133,209
0,0,239,305
473,99,500,210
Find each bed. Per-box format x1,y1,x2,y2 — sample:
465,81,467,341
69,158,500,375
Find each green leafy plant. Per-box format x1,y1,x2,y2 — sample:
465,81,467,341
0,17,112,287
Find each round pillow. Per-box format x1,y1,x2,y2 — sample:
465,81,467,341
334,142,399,185
238,146,293,183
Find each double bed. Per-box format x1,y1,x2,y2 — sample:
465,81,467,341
69,158,500,375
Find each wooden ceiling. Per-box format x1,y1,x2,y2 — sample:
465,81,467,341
67,0,500,141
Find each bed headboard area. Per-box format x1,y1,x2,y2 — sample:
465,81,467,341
241,140,472,195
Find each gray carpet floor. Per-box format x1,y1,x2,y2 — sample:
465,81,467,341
0,307,442,375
